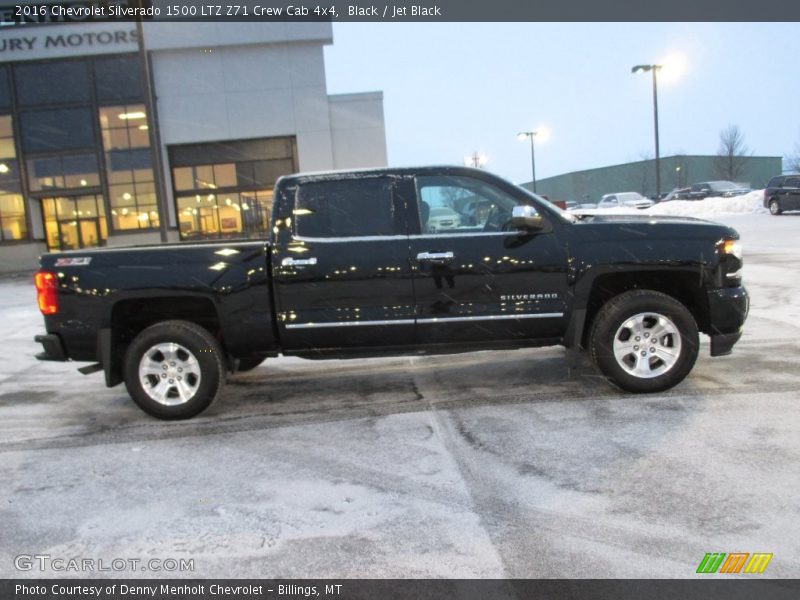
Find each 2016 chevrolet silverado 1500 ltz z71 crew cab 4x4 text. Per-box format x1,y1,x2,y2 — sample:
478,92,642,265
33,167,749,419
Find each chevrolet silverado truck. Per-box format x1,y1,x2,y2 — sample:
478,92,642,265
34,167,749,419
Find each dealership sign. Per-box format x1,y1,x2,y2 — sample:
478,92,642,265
0,28,138,53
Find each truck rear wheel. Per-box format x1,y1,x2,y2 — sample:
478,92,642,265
123,320,225,419
589,290,699,393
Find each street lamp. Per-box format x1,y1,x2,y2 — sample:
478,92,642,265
517,131,539,193
631,63,662,199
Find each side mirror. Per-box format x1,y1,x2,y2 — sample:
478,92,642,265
510,205,545,232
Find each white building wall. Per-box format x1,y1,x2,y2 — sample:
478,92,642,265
328,92,388,169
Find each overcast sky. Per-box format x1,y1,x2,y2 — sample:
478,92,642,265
324,22,799,184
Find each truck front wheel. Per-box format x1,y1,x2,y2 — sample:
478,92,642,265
123,320,225,419
589,290,699,393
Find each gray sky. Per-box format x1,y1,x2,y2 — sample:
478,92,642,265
324,22,799,184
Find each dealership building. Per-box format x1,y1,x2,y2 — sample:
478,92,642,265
0,19,387,272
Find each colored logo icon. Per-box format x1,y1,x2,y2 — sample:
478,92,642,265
696,553,773,574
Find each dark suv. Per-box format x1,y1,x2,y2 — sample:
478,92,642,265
764,175,800,215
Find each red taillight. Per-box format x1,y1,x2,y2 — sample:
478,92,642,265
34,270,58,315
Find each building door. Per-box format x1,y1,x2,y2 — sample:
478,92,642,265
42,195,108,251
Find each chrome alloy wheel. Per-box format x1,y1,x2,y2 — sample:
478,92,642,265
612,312,682,379
138,343,202,406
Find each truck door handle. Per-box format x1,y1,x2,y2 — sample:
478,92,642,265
281,257,318,267
416,251,454,263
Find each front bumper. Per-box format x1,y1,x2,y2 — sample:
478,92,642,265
707,286,749,357
34,333,68,361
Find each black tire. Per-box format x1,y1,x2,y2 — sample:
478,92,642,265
123,320,225,419
769,199,782,215
589,290,699,393
235,357,267,373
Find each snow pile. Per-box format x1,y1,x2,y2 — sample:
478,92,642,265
647,190,767,217
577,190,767,217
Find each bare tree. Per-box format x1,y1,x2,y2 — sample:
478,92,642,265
714,125,751,181
787,141,800,173
636,151,653,196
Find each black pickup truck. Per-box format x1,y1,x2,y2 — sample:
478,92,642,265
34,167,749,419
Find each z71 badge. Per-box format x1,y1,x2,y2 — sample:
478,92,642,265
54,257,92,267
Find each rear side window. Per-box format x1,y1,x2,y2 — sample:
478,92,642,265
767,177,784,188
295,178,395,238
785,177,800,188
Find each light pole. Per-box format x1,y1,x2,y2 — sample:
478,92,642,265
517,131,538,193
632,64,662,199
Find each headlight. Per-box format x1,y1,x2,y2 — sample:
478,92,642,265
720,239,743,259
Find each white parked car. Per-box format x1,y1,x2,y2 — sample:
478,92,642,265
427,207,462,231
597,192,654,210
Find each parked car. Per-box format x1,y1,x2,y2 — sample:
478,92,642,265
426,207,462,231
660,187,691,202
34,166,748,419
763,175,800,215
565,200,597,211
597,192,654,210
686,181,750,200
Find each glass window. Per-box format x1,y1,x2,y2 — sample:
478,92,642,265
415,175,533,234
213,163,237,188
15,61,91,106
172,167,194,191
41,195,107,251
176,189,273,241
784,178,800,188
0,160,20,193
296,178,395,238
94,56,144,103
0,116,16,185
0,68,10,109
27,154,100,192
20,108,95,152
170,137,294,240
767,177,783,188
98,105,155,230
0,193,26,241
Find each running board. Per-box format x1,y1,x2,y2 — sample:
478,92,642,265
77,363,103,375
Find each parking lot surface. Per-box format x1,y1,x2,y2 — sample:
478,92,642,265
1,214,799,578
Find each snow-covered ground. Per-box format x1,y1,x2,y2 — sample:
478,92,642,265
1,211,799,579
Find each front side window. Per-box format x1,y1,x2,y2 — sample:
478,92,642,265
415,175,535,234
295,178,395,238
